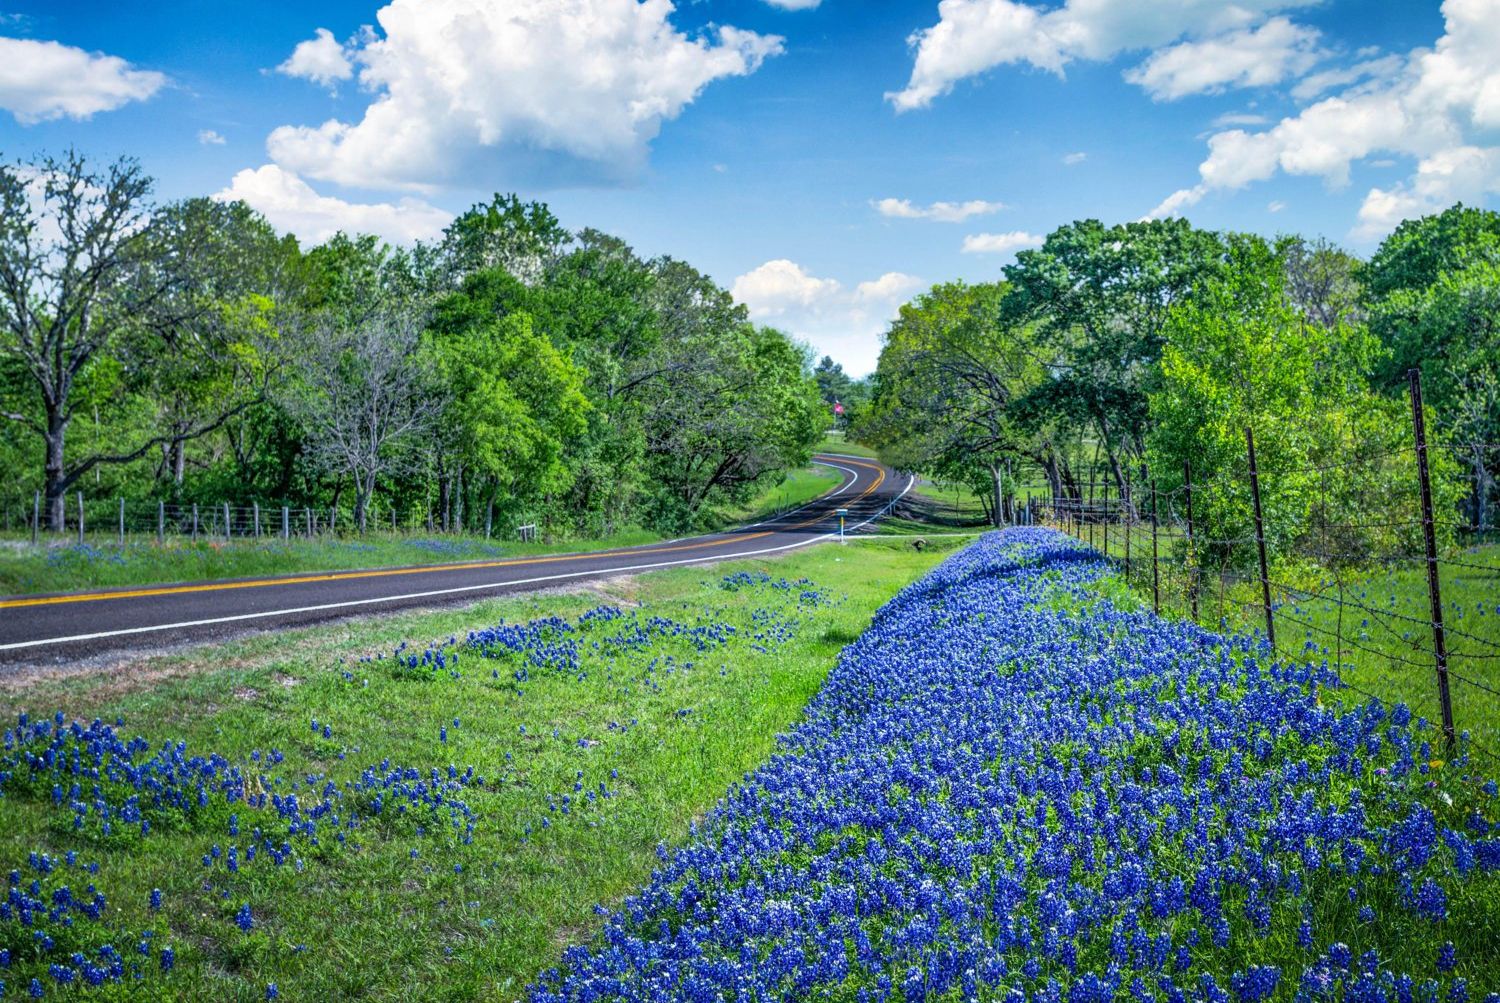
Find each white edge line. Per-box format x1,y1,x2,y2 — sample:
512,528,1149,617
1,473,916,654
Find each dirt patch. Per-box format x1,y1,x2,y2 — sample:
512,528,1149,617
233,686,261,701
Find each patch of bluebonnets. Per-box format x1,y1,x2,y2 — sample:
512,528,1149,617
530,528,1500,1002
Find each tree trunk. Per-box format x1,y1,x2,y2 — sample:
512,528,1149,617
991,464,1004,529
439,476,452,533
355,480,373,533
44,409,68,531
172,439,186,484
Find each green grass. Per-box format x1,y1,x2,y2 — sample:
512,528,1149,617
0,465,843,596
1085,519,1500,755
0,537,962,1001
814,430,878,459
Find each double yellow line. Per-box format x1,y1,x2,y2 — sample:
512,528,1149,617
0,458,886,611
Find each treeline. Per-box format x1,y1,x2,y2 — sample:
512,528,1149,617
0,153,827,537
859,205,1500,561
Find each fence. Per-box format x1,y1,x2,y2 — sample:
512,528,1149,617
1034,369,1500,762
0,494,545,546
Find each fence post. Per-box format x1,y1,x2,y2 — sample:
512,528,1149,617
331,506,337,535
282,506,289,540
1124,469,1132,578
1150,476,1161,616
32,491,39,545
1183,461,1198,621
1409,368,1456,750
192,503,199,541
157,501,164,544
1088,471,1096,550
1103,478,1111,558
253,501,261,538
223,502,232,540
1245,427,1276,647
118,497,124,545
305,507,312,538
77,491,84,545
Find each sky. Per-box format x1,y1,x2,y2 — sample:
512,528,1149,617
1,0,1494,375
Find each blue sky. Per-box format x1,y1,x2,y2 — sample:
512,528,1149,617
2,0,1493,373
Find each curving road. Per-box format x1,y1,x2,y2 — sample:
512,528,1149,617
0,454,910,665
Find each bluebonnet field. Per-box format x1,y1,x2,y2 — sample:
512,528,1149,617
533,528,1500,1001
0,568,850,999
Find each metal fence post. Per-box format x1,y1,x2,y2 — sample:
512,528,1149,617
1183,461,1198,621
1124,469,1132,577
118,497,125,545
157,501,165,544
1088,471,1096,550
304,507,312,538
192,503,199,541
32,491,39,545
1245,427,1276,647
223,502,232,540
253,501,261,538
1409,368,1456,750
282,506,290,540
1150,477,1161,616
77,491,84,545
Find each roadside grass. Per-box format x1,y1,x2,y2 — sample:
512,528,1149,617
0,465,843,597
1094,527,1500,755
0,537,961,1001
814,430,878,459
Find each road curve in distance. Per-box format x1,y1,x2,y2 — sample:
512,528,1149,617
0,454,910,666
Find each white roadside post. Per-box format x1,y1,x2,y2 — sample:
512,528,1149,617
836,508,849,542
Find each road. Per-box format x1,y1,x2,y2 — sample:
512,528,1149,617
0,454,909,665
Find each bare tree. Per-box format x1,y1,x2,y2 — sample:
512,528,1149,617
289,310,437,531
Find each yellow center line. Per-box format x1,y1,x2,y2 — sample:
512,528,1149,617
0,459,886,610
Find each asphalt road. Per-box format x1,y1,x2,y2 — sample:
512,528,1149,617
0,454,909,665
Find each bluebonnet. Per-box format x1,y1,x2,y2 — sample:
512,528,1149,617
526,529,1498,1001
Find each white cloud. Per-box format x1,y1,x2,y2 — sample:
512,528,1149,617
277,27,354,87
1289,53,1403,101
1062,151,1087,165
0,35,166,123
266,0,783,191
215,164,452,245
888,0,1318,111
1124,17,1322,101
1268,199,1287,212
198,129,227,146
872,197,1005,222
1165,0,1500,240
762,0,821,7
1143,186,1207,220
1211,111,1270,128
961,230,1043,255
731,260,923,374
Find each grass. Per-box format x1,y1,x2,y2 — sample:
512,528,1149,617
0,536,962,1001
1081,517,1500,756
814,430,878,459
0,464,843,596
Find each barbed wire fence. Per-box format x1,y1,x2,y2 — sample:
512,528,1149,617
1033,369,1500,761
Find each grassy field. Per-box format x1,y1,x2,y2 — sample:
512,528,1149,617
1079,518,1500,757
814,430,878,459
0,537,961,1001
0,465,843,596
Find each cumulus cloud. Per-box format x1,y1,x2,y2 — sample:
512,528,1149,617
198,129,227,145
1124,17,1323,101
872,197,1005,222
887,0,1318,111
1158,0,1500,240
277,27,354,87
961,230,1043,255
215,164,451,245
266,0,783,191
0,35,166,124
731,260,923,374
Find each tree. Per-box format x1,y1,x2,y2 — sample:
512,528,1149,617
1002,218,1227,508
289,309,437,531
862,282,1044,526
0,153,286,529
813,355,852,426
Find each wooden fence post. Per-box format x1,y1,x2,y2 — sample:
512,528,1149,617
77,491,84,545
192,503,199,541
223,502,232,540
1409,368,1456,750
253,501,261,538
158,501,165,544
1245,427,1276,647
32,491,40,545
282,506,289,540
